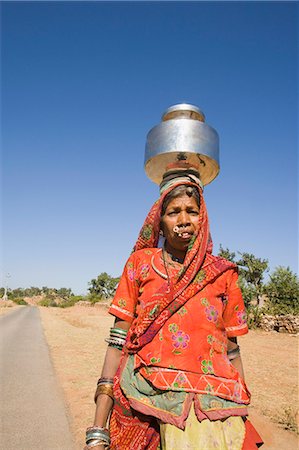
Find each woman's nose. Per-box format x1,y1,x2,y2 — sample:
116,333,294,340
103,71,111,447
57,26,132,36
178,210,190,225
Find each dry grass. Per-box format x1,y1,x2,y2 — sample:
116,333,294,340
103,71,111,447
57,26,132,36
39,306,299,450
0,301,20,315
39,306,114,449
238,330,298,431
275,407,298,433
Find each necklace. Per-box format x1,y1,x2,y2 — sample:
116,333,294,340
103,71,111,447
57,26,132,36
151,254,168,280
169,253,184,264
162,248,172,283
163,247,184,265
151,248,184,281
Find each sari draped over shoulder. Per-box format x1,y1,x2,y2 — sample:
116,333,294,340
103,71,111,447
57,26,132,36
108,182,261,449
127,182,234,350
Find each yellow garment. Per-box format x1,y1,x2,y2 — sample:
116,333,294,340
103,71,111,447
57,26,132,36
160,405,246,450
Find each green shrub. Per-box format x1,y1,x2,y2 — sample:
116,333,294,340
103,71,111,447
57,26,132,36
238,277,258,308
246,305,263,329
58,295,84,308
262,302,299,316
87,293,105,304
39,298,58,307
265,267,299,315
12,297,28,306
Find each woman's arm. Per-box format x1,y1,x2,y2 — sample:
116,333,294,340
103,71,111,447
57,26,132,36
227,337,245,380
85,318,130,450
93,318,130,426
93,346,121,426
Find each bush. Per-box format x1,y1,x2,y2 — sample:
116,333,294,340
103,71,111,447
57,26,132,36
58,295,84,308
262,302,299,316
238,277,258,308
12,297,28,306
246,305,263,329
39,298,58,307
265,267,299,315
87,293,106,304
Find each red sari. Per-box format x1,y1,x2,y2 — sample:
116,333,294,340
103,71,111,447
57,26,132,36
108,182,263,449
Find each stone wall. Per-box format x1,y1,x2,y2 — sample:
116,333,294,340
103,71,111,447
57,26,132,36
260,314,299,334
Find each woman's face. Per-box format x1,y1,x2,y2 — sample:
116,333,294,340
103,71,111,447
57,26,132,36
161,194,200,258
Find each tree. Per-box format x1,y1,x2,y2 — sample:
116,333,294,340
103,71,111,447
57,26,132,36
218,245,236,263
265,266,299,314
236,276,257,309
217,246,269,307
236,252,268,306
56,288,73,299
88,272,120,299
24,286,42,296
42,286,50,295
8,288,24,299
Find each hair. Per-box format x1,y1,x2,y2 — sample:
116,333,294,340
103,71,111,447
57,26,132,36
161,185,200,217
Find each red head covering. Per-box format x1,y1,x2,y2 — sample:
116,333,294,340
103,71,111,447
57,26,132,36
110,178,237,450
133,180,212,285
127,180,234,352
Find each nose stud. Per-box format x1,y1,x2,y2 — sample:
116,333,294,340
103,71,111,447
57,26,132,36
173,226,184,237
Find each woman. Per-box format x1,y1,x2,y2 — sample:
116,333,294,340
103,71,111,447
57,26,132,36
85,165,263,450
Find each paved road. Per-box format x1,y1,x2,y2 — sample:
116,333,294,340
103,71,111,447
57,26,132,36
1,307,76,450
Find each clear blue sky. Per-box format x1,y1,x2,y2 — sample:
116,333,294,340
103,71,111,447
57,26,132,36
2,1,298,294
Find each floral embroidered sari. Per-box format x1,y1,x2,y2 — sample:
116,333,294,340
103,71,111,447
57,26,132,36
108,181,262,449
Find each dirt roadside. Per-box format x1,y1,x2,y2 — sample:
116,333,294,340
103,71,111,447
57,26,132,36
39,305,298,450
0,301,21,315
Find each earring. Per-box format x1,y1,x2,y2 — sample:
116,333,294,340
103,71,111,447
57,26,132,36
159,229,164,236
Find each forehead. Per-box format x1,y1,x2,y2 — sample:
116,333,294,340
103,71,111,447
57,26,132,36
164,194,199,210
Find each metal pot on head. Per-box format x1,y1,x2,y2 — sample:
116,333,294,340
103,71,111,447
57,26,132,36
144,103,220,186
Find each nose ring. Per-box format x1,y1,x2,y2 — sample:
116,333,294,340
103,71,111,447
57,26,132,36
173,226,184,237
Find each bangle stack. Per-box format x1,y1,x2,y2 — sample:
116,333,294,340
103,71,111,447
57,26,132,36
94,377,114,404
228,344,240,361
85,426,110,449
105,327,128,351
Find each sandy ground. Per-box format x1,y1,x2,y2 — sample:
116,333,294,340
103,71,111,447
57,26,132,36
39,305,298,450
0,300,21,315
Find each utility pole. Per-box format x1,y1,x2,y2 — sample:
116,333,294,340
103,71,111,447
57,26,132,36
2,273,11,301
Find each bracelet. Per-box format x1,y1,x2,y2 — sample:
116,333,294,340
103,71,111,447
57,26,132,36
97,377,114,386
84,441,109,449
105,337,127,347
86,432,110,443
94,384,114,404
85,439,107,448
86,426,109,433
86,426,110,446
86,439,109,447
104,327,128,351
110,326,128,337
